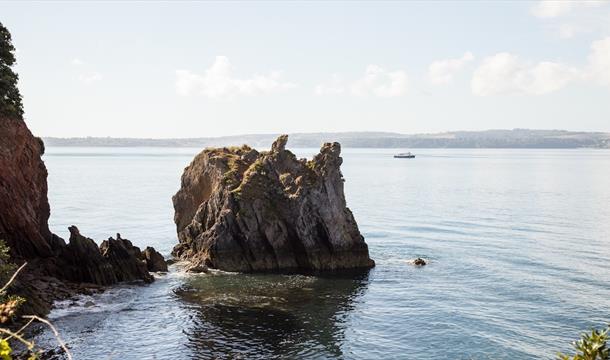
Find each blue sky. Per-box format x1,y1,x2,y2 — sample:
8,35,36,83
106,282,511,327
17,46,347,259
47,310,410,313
1,1,609,137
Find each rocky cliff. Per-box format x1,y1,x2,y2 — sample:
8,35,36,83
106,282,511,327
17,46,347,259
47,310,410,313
173,135,374,272
0,116,60,259
0,22,163,316
0,114,161,315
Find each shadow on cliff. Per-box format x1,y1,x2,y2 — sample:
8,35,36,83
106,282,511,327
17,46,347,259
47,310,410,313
176,271,371,359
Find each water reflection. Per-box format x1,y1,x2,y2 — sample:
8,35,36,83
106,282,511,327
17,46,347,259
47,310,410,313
176,271,371,359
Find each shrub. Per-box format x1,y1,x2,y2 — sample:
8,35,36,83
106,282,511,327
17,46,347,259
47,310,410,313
559,326,610,360
0,240,72,359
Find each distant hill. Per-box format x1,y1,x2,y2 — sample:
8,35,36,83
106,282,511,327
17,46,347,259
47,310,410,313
43,129,610,149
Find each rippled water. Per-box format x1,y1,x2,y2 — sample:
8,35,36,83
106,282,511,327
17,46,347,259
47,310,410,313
35,147,610,359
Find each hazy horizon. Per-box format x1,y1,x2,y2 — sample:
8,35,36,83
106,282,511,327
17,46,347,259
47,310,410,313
41,128,610,140
2,1,610,138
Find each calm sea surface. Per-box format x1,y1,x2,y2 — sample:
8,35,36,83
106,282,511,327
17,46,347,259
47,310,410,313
36,147,610,359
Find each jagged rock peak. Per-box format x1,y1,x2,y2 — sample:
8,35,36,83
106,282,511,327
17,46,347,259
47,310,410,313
271,134,289,152
62,226,154,285
172,135,375,273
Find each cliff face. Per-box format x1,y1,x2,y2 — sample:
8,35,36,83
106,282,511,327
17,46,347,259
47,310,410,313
0,115,159,315
173,135,374,272
0,115,61,259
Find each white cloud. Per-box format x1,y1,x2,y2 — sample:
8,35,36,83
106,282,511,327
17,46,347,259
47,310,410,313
79,72,103,83
587,36,610,85
314,74,345,95
472,36,610,95
532,1,610,40
315,65,408,97
351,65,408,97
428,52,474,85
471,53,580,96
71,58,102,83
531,0,608,18
175,56,296,99
558,23,579,39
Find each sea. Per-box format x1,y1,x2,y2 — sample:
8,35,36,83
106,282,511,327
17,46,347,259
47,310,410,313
33,147,610,359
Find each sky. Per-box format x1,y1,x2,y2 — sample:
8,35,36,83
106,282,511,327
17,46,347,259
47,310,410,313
1,1,609,138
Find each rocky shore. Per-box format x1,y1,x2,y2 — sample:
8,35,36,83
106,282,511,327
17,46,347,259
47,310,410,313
172,135,375,273
0,113,164,316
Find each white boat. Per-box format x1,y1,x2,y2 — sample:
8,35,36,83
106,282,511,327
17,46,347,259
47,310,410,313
394,152,415,158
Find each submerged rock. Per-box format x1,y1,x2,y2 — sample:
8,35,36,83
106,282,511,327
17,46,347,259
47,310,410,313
412,258,427,266
141,246,168,272
172,135,375,272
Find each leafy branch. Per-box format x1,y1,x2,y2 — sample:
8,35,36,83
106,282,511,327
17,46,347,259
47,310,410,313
559,326,610,360
0,245,73,360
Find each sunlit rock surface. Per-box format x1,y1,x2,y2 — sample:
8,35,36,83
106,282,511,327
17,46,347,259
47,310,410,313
173,135,374,272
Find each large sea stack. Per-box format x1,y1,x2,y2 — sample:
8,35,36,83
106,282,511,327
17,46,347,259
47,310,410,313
173,135,375,272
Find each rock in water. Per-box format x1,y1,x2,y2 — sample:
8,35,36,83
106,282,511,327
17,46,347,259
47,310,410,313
100,233,154,283
61,226,118,285
141,246,168,272
62,227,153,284
172,135,375,272
413,258,427,266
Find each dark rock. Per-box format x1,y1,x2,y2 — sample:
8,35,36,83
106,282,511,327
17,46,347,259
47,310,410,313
172,135,375,272
83,301,95,308
59,227,153,284
100,234,154,283
61,226,117,285
141,246,168,272
413,258,427,266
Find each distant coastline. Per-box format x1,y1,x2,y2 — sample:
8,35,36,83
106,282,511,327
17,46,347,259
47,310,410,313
43,129,610,149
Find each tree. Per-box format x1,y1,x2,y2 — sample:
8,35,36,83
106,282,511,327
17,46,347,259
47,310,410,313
0,22,23,118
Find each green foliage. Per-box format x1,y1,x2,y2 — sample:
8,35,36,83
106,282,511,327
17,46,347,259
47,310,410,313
559,326,610,360
0,242,70,359
0,339,11,360
0,241,16,289
0,241,36,359
0,21,23,118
